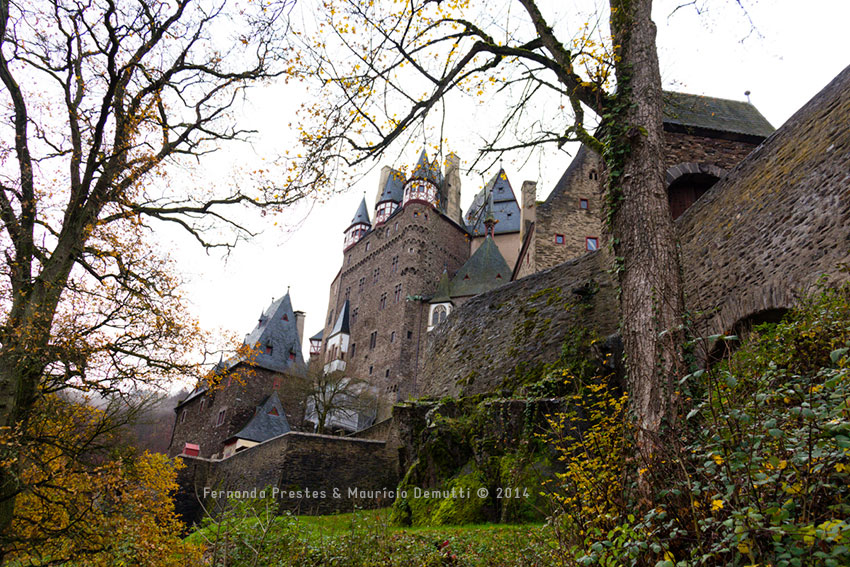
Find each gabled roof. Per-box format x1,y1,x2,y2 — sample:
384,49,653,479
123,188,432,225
449,236,511,297
242,292,304,372
465,169,521,235
309,329,323,342
349,197,372,228
227,392,291,444
376,168,405,203
662,91,775,138
410,149,443,185
330,299,350,337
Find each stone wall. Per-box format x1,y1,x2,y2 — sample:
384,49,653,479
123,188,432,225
176,430,398,522
418,250,618,399
679,66,850,345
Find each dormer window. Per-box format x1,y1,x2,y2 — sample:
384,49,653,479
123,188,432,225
289,351,296,361
282,314,289,321
265,344,273,355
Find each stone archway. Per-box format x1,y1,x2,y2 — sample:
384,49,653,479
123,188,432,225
666,163,726,219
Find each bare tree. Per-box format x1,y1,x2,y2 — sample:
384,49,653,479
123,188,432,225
0,0,305,543
291,0,685,470
304,368,376,435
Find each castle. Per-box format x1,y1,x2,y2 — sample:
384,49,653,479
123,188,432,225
168,66,850,520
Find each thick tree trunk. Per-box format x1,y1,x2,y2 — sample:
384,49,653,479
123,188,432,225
607,0,685,466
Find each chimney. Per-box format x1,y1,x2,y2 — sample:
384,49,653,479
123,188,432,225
375,165,392,205
294,310,306,349
520,180,537,242
443,153,462,224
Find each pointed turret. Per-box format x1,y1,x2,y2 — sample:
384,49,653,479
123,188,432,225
324,299,351,373
403,149,441,209
374,166,405,224
344,197,372,249
465,168,521,236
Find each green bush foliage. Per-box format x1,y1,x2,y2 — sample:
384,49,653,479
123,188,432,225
550,282,850,566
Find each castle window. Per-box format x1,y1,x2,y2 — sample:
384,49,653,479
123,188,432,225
199,399,205,412
373,268,380,283
180,409,187,423
369,365,374,375
265,344,273,355
392,256,399,272
586,237,599,251
432,305,448,325
327,311,334,325
216,409,226,427
379,293,387,310
351,307,359,323
346,255,350,265
289,351,296,361
580,199,589,210
394,284,403,302
365,241,371,252
273,378,280,389
268,407,279,416
345,286,350,299
394,222,399,232
390,331,395,343
555,234,565,245
282,314,289,321
407,330,413,339
369,331,377,349
385,369,390,378
350,343,356,358
589,170,598,180
359,277,365,292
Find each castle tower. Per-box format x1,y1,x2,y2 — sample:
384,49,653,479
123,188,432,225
402,150,442,209
374,166,405,225
344,197,372,250
465,168,523,269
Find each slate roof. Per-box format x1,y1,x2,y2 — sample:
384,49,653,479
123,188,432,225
309,329,323,342
376,168,405,203
226,392,291,444
242,292,304,372
349,197,372,228
330,299,350,337
662,91,775,138
465,169,522,235
431,270,453,303
449,236,511,297
410,150,443,185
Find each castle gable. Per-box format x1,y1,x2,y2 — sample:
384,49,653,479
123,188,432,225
465,169,522,236
243,292,304,372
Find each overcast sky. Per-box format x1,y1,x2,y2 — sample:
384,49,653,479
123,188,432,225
165,0,850,365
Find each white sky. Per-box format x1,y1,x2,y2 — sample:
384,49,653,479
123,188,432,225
166,0,850,365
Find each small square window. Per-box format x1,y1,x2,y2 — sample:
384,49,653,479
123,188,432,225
555,234,565,245
407,330,413,339
586,237,599,251
580,199,589,210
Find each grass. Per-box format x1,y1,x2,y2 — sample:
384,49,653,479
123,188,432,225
190,506,558,566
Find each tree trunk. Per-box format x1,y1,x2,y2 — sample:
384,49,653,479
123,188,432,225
607,0,685,469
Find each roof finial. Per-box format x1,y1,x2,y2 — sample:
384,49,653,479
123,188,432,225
483,187,497,238
744,90,751,103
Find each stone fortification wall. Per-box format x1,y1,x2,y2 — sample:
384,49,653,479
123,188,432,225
679,66,850,341
175,431,398,522
418,250,618,399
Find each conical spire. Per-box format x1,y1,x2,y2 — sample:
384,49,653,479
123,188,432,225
410,149,442,185
349,197,372,228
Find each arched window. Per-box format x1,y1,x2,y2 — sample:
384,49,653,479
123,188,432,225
432,305,448,326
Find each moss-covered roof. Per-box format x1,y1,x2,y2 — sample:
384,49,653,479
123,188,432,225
663,91,774,138
449,237,511,298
